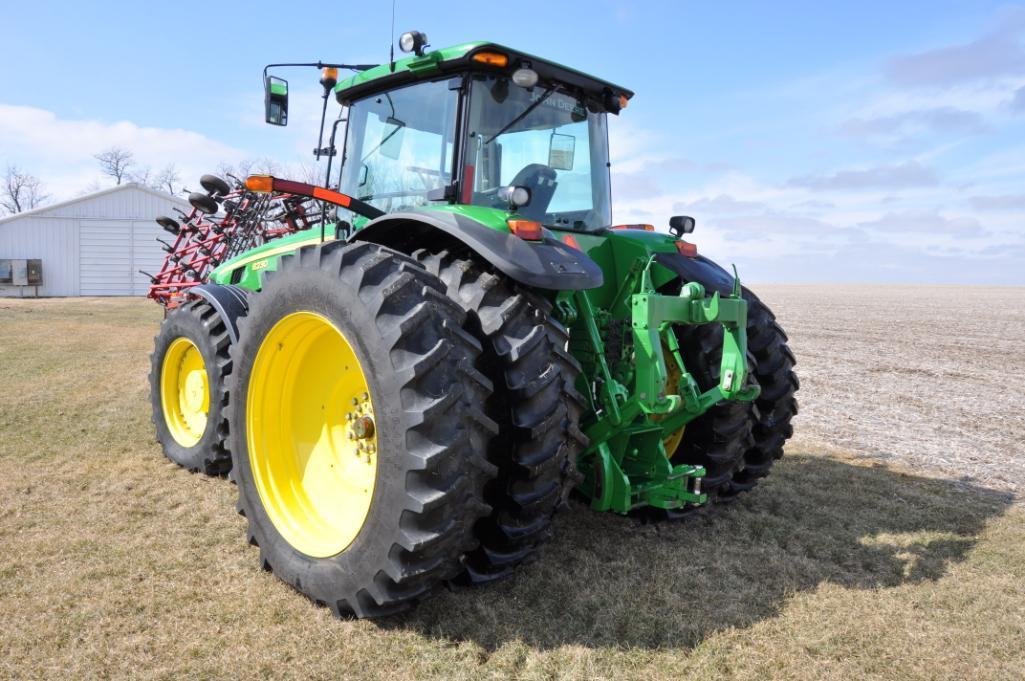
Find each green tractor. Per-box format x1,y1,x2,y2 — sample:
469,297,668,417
148,33,798,618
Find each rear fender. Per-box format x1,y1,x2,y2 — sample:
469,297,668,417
653,252,736,296
189,284,249,344
354,210,604,291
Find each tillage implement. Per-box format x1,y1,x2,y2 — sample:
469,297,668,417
147,32,798,617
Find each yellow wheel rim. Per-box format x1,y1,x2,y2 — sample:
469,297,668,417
161,337,209,447
656,343,686,458
246,311,377,558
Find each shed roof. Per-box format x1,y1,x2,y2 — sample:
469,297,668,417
0,183,190,225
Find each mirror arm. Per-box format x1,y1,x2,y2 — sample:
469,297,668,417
314,87,331,161
262,62,378,83
324,117,347,188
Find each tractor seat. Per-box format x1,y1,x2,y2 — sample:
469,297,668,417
510,164,558,220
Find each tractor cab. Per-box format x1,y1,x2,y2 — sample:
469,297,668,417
325,41,632,231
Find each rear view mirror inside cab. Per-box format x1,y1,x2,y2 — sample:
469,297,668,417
549,132,576,171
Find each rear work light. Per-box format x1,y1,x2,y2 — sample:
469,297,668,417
507,219,543,241
675,241,698,257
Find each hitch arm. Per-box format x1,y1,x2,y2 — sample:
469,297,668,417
631,271,757,418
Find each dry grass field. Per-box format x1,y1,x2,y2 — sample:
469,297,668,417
1,287,1024,680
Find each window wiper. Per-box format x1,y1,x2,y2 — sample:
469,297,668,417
484,86,556,145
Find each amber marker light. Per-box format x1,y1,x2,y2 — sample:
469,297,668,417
508,219,543,241
675,241,698,257
562,233,582,250
472,51,509,67
246,175,274,193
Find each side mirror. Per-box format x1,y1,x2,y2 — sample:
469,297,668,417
669,215,695,236
264,76,289,126
549,132,576,171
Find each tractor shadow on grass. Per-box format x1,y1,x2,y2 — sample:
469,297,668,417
382,452,1014,652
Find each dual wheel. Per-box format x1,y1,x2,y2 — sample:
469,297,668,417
152,242,513,616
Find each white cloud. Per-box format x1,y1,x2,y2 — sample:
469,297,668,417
1011,85,1025,112
788,161,938,190
856,210,987,237
969,194,1025,211
672,195,766,214
884,9,1025,87
0,104,245,199
839,107,988,140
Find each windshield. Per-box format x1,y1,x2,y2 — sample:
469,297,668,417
464,75,611,231
339,78,458,214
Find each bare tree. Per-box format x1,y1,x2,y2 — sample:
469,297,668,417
153,164,182,194
1,165,50,215
131,165,152,187
295,160,324,184
216,157,281,183
94,147,135,185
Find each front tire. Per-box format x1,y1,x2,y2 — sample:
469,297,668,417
228,242,497,617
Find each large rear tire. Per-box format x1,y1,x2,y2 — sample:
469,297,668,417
228,242,497,617
669,288,798,501
149,300,232,475
414,249,586,583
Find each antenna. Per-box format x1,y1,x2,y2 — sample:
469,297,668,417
389,0,396,72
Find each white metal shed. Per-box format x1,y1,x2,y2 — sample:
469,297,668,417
0,183,190,297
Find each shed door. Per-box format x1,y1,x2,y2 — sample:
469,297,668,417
79,220,169,296
131,220,166,295
79,221,133,295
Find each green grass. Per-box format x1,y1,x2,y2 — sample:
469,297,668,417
1,298,1023,680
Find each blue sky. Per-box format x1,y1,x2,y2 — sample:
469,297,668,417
1,1,1023,283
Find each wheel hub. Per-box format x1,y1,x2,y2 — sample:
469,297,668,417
183,369,208,412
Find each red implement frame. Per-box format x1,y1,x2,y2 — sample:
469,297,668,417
145,179,321,308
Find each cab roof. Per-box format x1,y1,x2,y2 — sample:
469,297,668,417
334,41,634,108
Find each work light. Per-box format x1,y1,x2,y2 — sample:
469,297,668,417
512,67,538,88
499,185,532,208
399,31,428,56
